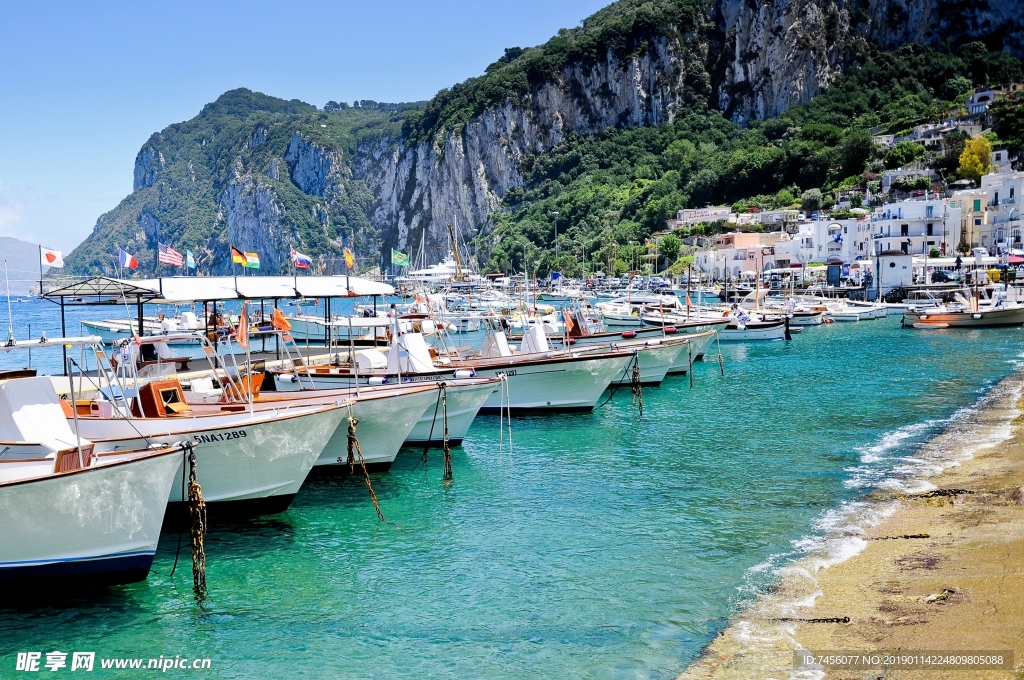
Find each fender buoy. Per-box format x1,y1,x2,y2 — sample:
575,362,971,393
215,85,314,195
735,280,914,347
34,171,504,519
664,326,677,334
621,330,637,338
566,337,577,344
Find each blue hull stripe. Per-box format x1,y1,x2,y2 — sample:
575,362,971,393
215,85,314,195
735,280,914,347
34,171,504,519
0,553,156,585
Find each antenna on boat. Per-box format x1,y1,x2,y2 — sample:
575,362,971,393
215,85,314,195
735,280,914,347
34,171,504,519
4,260,14,346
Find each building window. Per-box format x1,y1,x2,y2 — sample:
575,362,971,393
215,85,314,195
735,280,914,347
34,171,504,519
927,223,933,236
901,224,909,236
974,199,982,212
975,218,982,226
926,205,934,218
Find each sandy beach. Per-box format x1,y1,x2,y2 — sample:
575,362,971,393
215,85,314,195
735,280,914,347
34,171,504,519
679,373,1024,680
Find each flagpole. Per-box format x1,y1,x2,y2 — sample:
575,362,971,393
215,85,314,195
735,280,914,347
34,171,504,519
38,245,43,298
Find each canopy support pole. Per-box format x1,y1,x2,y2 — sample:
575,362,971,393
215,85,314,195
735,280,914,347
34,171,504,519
60,296,67,375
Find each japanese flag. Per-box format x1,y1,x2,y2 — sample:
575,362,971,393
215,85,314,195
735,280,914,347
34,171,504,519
40,247,64,268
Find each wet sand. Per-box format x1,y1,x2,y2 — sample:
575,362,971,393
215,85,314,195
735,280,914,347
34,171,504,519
679,375,1024,680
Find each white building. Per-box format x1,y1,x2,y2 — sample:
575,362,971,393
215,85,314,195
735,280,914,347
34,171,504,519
673,206,731,230
980,171,1024,253
867,199,961,257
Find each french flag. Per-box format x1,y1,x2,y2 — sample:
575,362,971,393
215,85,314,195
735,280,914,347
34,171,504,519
291,249,312,269
120,248,139,269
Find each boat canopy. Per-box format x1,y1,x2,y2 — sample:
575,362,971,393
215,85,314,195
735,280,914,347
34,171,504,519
43,275,395,303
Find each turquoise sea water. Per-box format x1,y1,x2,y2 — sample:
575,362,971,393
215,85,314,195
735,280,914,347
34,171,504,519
2,300,1023,678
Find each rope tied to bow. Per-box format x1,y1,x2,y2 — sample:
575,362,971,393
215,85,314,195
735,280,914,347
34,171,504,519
441,383,452,482
186,442,207,600
346,407,389,524
630,353,643,417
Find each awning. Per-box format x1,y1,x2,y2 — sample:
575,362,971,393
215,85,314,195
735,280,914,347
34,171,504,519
44,275,393,304
147,277,241,303
1009,255,1024,264
294,276,394,297
43,277,160,300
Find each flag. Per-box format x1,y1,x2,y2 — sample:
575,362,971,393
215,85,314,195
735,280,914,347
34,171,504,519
391,249,410,266
344,248,354,269
231,246,247,266
236,305,249,350
291,249,311,269
158,243,183,267
244,252,260,269
119,248,139,269
562,308,576,335
272,308,291,331
40,247,64,268
272,308,292,342
186,250,196,269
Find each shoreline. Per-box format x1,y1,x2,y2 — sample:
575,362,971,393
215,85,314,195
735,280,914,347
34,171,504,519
679,370,1024,680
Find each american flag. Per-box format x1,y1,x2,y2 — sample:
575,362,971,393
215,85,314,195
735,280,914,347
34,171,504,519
158,243,184,267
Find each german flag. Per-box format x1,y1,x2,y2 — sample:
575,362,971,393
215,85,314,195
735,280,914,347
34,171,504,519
231,246,248,266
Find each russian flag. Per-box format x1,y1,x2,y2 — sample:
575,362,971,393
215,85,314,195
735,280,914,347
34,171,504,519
291,249,311,269
119,248,139,269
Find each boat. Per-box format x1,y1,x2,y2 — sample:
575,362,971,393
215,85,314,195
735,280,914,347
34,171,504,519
267,378,499,450
81,311,205,346
903,304,1024,328
269,327,634,414
68,334,349,517
720,317,787,341
0,374,184,586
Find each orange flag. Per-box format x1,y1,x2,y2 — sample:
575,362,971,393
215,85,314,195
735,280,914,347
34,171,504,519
236,305,249,350
272,308,292,342
272,308,291,331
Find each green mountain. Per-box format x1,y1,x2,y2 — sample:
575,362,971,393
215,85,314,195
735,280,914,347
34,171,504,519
66,0,1024,277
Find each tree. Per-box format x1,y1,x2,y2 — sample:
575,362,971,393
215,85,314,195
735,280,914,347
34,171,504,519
959,135,993,182
884,141,926,169
801,188,823,212
659,233,681,268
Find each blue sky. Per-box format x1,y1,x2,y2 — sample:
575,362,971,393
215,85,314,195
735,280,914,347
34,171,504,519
0,0,609,253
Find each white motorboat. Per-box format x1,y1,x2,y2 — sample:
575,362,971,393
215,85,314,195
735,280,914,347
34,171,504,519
81,312,204,346
63,333,350,516
271,328,633,414
720,318,787,341
0,376,184,586
263,378,498,455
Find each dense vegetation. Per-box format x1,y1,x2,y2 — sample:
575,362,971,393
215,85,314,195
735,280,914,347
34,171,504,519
479,43,1024,277
401,0,705,147
68,90,423,276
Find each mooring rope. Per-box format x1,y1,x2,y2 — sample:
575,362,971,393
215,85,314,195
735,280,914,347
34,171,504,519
498,374,513,455
441,384,452,482
597,350,638,410
417,385,444,472
687,339,694,389
345,406,391,524
186,442,207,600
715,332,725,376
630,355,643,417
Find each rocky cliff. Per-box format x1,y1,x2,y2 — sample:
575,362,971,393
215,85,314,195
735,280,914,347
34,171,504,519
350,0,1024,264
66,0,1024,275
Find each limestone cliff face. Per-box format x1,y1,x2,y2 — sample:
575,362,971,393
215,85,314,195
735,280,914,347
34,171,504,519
712,0,1024,122
284,133,348,198
349,0,1024,263
133,146,162,190
353,35,695,260
218,172,290,274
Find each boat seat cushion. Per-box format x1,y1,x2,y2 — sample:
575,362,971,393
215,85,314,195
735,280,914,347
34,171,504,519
0,377,92,454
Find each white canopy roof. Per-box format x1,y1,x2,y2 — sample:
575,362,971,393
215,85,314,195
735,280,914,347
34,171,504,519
45,275,394,303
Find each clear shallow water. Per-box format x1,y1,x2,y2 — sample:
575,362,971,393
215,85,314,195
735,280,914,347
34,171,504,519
2,304,1023,678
